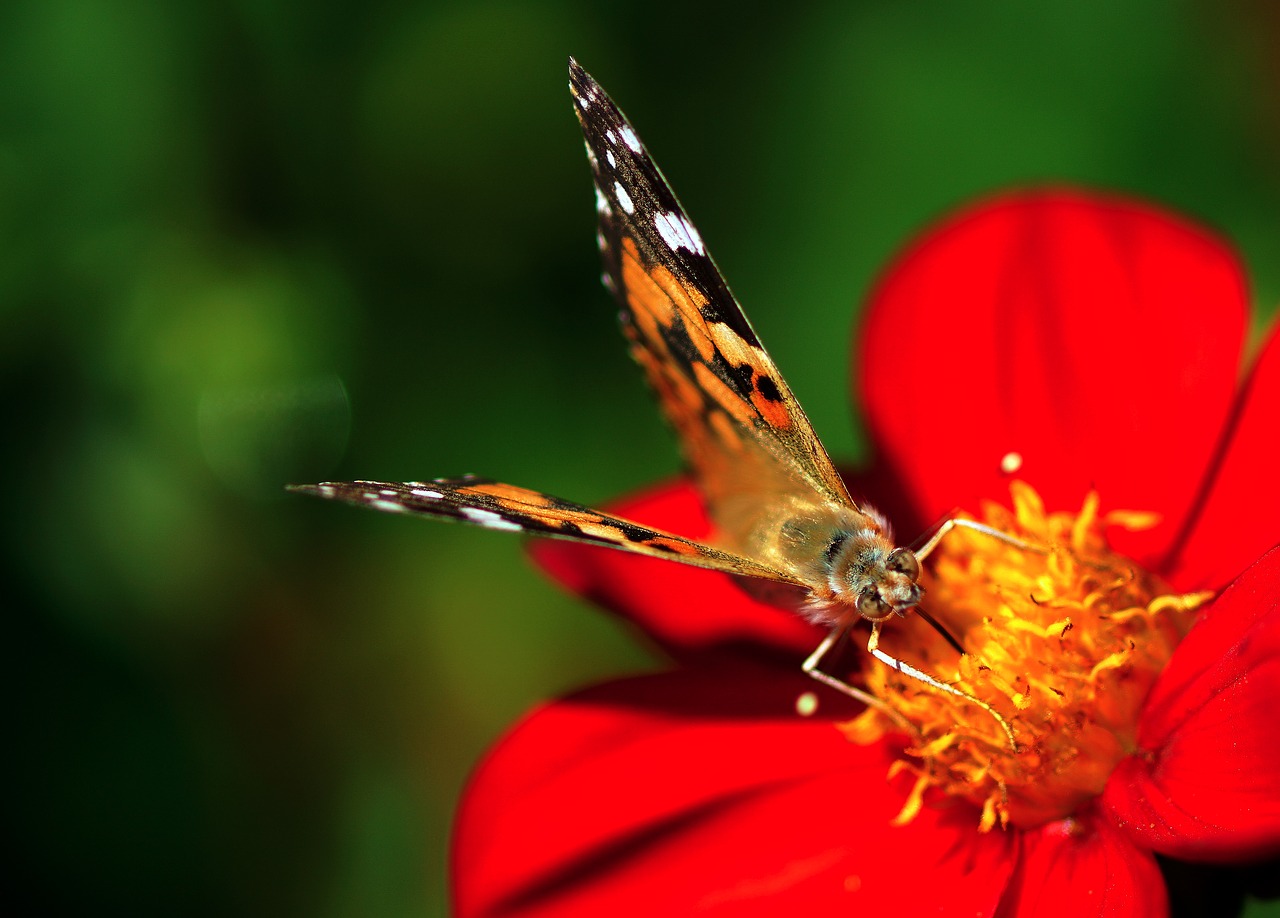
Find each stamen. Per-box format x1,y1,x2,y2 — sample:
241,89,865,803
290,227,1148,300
844,481,1212,831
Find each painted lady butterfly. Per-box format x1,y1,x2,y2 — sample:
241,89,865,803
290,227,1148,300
293,59,1017,729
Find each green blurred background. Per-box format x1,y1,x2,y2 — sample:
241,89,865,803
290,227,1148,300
6,1,1279,915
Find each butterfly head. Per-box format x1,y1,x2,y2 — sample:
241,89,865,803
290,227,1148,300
827,534,923,622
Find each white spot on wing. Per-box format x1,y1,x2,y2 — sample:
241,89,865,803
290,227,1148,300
619,125,640,152
654,211,704,254
411,489,443,499
594,184,610,215
370,499,408,513
461,507,523,532
605,149,616,169
614,181,634,214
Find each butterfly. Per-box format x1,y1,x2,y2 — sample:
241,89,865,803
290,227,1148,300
292,59,1016,736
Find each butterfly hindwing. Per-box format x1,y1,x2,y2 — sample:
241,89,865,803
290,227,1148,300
289,477,801,582
569,60,854,541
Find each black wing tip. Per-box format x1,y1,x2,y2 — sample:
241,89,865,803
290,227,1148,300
286,481,370,494
567,58,616,121
287,482,353,500
287,475,490,494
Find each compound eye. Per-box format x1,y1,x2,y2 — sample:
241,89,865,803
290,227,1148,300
858,591,892,621
886,548,920,581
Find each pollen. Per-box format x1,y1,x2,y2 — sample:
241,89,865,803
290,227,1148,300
843,481,1212,831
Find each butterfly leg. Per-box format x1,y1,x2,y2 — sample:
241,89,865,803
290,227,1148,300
802,620,921,740
866,623,1019,752
914,517,1046,564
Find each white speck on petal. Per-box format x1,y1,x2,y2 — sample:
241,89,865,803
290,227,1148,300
1001,451,1024,475
795,692,819,717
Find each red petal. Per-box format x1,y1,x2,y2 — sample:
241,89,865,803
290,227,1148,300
995,809,1166,918
453,661,1017,917
528,480,821,661
859,190,1247,565
1165,323,1280,590
1101,545,1280,862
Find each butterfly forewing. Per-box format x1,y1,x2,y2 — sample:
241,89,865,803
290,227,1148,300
289,477,801,583
569,60,856,549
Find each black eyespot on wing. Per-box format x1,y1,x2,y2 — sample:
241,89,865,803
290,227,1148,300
755,375,783,404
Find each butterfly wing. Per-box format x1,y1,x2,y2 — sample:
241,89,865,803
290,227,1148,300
291,65,865,595
289,476,804,583
569,60,856,553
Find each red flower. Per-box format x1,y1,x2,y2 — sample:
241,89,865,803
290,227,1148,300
451,191,1280,916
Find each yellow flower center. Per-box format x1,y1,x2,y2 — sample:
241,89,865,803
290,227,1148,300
843,481,1212,832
